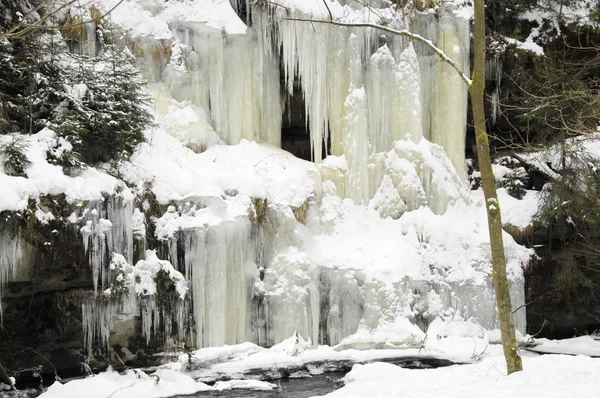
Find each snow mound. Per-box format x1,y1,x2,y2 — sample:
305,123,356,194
38,368,211,398
0,130,130,213
335,319,426,351
322,352,600,397
133,250,188,299
119,129,318,209
98,0,247,39
531,336,600,357
213,380,279,391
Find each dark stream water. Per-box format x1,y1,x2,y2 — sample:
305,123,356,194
171,372,346,398
170,355,459,398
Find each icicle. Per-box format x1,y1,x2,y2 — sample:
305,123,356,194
139,296,189,346
183,219,256,348
79,198,134,295
0,227,22,321
486,55,503,125
82,298,120,354
430,13,469,179
107,196,134,265
83,250,189,353
80,210,109,295
140,296,158,345
160,19,281,148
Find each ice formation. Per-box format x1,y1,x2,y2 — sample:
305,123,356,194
158,21,282,147
82,0,528,347
486,55,503,125
0,226,21,320
73,194,189,352
110,0,470,212
79,197,134,294
180,221,257,348
0,0,533,356
81,244,191,352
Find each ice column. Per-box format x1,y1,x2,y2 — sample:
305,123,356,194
162,21,282,147
82,299,120,354
364,43,423,203
258,5,469,212
0,228,22,320
182,219,257,348
486,55,503,125
429,13,469,178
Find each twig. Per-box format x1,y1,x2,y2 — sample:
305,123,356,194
2,0,125,40
583,310,600,323
472,338,489,360
321,0,333,22
512,301,532,314
526,319,547,345
418,333,427,353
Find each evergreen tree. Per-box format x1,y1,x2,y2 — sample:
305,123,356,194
55,45,153,165
0,2,64,136
1,1,152,166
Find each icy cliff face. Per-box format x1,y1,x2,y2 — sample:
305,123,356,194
0,0,532,355
106,0,469,212
256,2,469,208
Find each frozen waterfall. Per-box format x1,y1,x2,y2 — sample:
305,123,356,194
133,1,470,212
0,0,531,357
72,0,525,347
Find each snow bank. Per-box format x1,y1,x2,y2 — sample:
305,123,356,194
319,351,600,397
213,380,279,391
0,130,130,213
471,188,539,230
531,336,600,357
98,0,247,38
119,128,319,209
39,368,211,398
162,333,475,382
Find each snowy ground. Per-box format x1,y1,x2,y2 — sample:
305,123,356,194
526,335,600,357
36,336,600,398
326,347,599,398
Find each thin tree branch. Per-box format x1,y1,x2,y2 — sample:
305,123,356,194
512,301,532,314
1,0,125,40
322,0,333,22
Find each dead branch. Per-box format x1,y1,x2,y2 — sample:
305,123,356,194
1,0,125,40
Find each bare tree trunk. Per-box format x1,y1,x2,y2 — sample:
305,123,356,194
472,0,523,375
